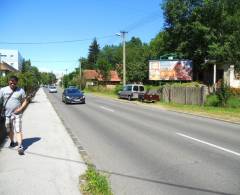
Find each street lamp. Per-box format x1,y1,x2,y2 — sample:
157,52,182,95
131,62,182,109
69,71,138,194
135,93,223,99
116,31,127,86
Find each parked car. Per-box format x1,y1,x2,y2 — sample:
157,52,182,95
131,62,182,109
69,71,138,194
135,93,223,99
62,88,85,104
138,90,160,103
118,84,145,101
48,86,57,93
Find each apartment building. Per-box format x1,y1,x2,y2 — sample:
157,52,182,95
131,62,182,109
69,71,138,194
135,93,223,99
0,49,23,71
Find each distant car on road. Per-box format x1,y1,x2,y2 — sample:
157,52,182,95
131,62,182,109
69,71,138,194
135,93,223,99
118,84,145,101
48,86,57,93
62,88,85,104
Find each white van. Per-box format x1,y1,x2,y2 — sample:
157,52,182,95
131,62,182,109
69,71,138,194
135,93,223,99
118,84,145,101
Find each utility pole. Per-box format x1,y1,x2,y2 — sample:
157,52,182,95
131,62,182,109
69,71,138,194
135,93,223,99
116,31,128,86
64,69,68,88
79,61,82,90
213,63,216,92
61,72,64,88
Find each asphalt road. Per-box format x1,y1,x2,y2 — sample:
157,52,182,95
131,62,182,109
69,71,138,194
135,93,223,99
45,88,240,195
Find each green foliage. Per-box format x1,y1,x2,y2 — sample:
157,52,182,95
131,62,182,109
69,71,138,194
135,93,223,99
226,96,240,108
81,166,112,195
0,60,45,95
96,45,121,81
170,82,202,87
114,84,123,94
88,38,100,69
40,72,56,85
149,32,167,59
0,76,8,87
216,81,231,107
126,37,148,83
163,0,240,71
21,59,32,72
79,57,89,70
205,95,219,107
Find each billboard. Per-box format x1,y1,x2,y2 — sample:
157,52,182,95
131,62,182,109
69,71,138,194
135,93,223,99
149,60,192,81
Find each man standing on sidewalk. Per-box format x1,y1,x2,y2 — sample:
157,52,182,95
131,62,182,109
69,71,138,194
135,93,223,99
0,75,28,155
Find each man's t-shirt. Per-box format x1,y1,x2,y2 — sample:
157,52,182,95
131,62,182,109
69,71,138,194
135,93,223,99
0,86,26,117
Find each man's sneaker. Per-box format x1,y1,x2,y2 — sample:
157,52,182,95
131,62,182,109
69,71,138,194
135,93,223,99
18,145,24,155
9,141,16,148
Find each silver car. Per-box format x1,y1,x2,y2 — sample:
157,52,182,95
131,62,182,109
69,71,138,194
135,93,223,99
118,84,145,101
48,86,57,93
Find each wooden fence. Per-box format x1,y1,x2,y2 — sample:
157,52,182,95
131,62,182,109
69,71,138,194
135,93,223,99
161,86,208,105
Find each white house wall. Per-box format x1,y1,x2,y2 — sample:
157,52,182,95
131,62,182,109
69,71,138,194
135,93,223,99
0,49,23,71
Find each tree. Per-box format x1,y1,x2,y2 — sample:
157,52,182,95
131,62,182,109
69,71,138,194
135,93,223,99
149,31,168,59
40,72,56,85
162,0,240,80
79,57,89,70
87,38,100,69
22,59,32,72
96,45,121,80
125,37,148,83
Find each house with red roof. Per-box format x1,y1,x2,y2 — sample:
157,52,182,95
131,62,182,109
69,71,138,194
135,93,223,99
83,69,121,88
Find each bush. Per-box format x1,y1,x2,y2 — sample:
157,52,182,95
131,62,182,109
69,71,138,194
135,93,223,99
205,95,219,107
226,96,240,108
81,166,112,195
114,84,123,94
171,82,202,87
216,81,231,107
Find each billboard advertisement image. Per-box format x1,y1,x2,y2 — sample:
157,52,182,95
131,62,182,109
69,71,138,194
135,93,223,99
149,60,161,80
149,60,192,81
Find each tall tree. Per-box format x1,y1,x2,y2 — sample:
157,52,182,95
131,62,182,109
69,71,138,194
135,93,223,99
22,59,32,72
162,0,240,80
125,37,148,83
149,31,168,59
87,38,100,69
96,45,121,80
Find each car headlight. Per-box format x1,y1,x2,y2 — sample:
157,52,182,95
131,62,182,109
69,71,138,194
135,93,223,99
66,96,70,99
82,96,85,99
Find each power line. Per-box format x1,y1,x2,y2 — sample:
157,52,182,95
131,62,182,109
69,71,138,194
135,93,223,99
0,35,115,45
99,10,163,47
123,10,162,32
31,60,77,63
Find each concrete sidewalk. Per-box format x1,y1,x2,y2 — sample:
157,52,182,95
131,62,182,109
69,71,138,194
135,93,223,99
0,88,86,195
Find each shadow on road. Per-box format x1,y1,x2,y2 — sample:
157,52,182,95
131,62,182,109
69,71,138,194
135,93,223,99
22,137,41,150
103,170,236,195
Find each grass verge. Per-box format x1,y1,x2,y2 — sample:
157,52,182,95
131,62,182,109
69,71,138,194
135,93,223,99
157,102,240,123
80,165,112,195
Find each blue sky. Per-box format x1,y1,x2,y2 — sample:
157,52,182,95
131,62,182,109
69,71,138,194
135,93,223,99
1,0,164,76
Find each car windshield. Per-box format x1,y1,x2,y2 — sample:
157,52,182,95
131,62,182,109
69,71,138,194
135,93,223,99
50,86,56,89
67,88,80,94
123,85,132,91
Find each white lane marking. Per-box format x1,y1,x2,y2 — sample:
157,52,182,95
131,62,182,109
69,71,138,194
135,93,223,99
100,106,114,112
177,132,240,157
